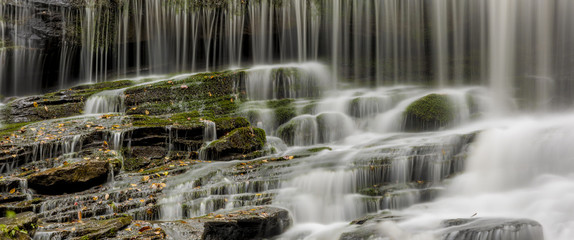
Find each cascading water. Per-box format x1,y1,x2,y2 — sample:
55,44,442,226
84,89,125,114
2,0,574,240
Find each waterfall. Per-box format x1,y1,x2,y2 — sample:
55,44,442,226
0,0,570,110
84,89,126,114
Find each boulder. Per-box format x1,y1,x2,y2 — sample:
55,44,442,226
404,94,454,132
203,127,266,161
27,160,119,194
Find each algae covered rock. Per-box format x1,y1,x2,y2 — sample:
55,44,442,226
404,94,454,132
0,212,38,240
203,127,266,161
27,160,119,194
214,117,250,137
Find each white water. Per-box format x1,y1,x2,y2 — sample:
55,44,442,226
274,114,574,240
84,89,126,114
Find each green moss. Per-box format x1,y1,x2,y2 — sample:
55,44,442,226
276,121,296,145
266,99,294,109
214,117,250,136
266,99,296,128
0,122,33,139
307,147,332,153
274,107,296,128
203,127,266,160
130,113,204,128
404,94,454,132
124,71,243,117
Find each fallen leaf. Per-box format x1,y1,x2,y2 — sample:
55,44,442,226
9,188,15,194
139,226,152,232
33,102,38,108
145,110,150,115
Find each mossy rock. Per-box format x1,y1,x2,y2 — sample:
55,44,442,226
404,94,454,132
276,116,319,146
267,99,296,128
0,212,38,240
203,127,266,161
124,71,242,117
214,117,250,137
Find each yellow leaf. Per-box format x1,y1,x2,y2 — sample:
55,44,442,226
145,110,150,115
142,176,150,182
288,156,294,160
131,184,137,187
92,196,98,201
9,188,15,194
163,171,169,176
33,102,38,108
139,199,145,203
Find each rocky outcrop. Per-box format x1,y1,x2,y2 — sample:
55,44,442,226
203,127,266,161
27,160,120,195
404,94,455,132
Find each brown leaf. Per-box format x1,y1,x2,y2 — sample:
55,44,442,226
139,226,152,232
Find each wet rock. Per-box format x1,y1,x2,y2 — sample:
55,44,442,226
404,94,454,132
116,221,167,239
35,216,132,240
159,206,291,240
124,146,167,171
203,127,266,161
339,212,406,240
3,80,133,123
27,160,119,195
0,212,38,240
201,207,291,240
441,218,544,240
0,198,43,216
